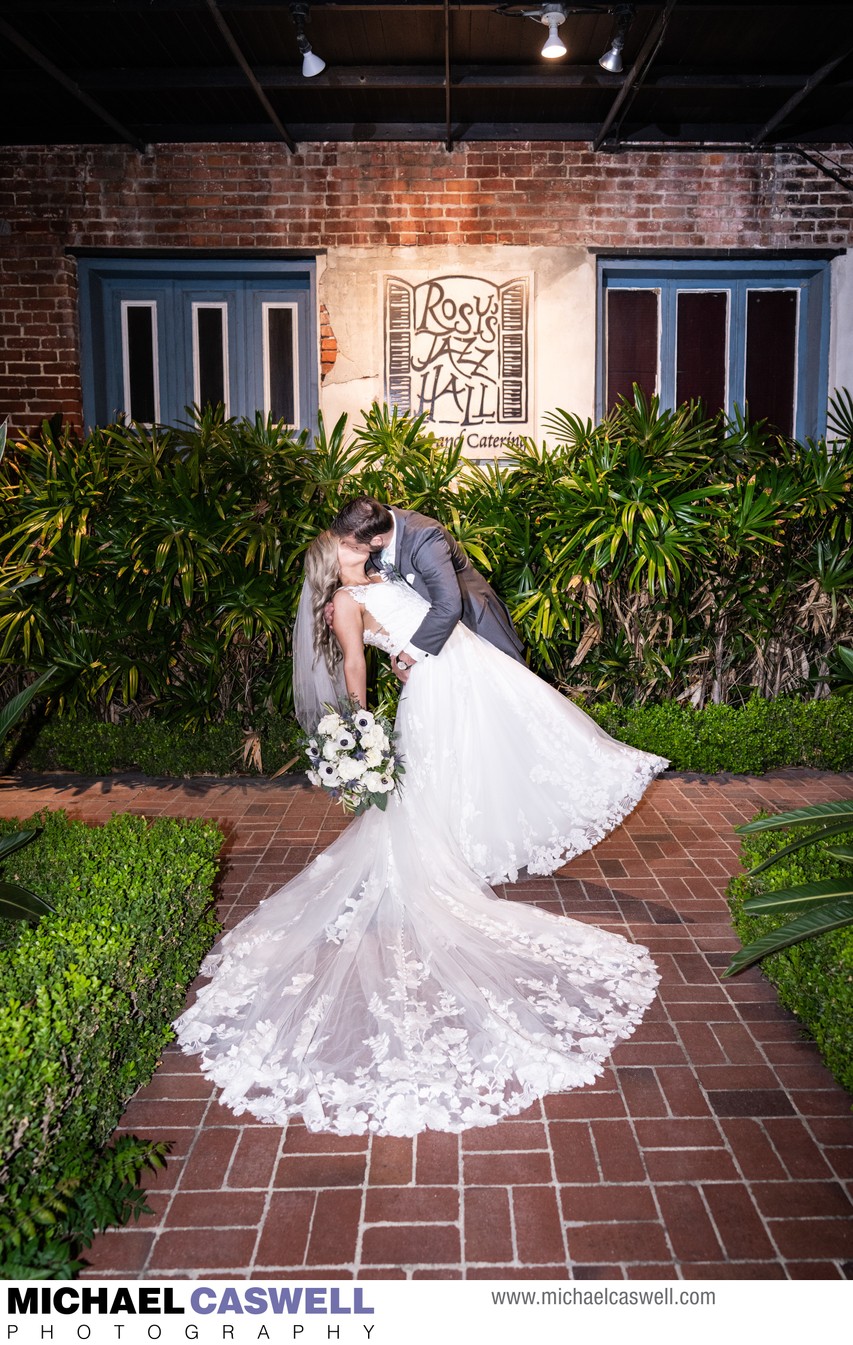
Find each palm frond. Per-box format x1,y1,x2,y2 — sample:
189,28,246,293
736,801,853,834
723,895,853,976
0,667,56,744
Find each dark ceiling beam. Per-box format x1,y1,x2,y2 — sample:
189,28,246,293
752,47,853,146
125,120,640,142
6,119,852,146
110,120,813,143
0,1,624,9
592,0,677,151
0,15,147,150
0,1,828,9
56,65,846,94
201,0,297,150
0,1,496,7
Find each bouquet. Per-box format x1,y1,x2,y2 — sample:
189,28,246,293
304,700,404,815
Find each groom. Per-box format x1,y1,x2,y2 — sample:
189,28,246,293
331,497,524,678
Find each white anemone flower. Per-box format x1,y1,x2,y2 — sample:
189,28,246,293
360,725,386,750
337,756,368,781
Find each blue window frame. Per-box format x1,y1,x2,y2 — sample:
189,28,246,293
76,256,318,430
597,257,831,439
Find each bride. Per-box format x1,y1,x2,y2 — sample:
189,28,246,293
174,530,668,1137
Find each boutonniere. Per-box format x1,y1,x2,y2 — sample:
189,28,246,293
380,560,406,584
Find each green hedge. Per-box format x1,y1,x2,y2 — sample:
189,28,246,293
0,810,222,1276
16,712,302,778
726,823,853,1095
2,395,852,724
589,694,853,773
14,693,853,778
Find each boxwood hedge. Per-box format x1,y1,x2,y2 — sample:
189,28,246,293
14,693,853,779
589,694,853,774
726,822,853,1095
16,712,302,778
0,810,222,1276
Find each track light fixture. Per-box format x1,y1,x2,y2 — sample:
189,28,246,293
598,4,634,72
540,5,568,60
496,4,635,70
289,2,325,78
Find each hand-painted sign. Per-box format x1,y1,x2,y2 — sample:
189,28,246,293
385,274,530,430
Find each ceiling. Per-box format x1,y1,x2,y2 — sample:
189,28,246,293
1,1,853,153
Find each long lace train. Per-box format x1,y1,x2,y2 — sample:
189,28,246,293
175,607,667,1137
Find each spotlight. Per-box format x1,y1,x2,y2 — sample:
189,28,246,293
539,5,568,60
598,4,634,73
301,47,326,78
496,5,637,72
289,2,325,79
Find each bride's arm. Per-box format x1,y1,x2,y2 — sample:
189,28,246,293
331,590,367,707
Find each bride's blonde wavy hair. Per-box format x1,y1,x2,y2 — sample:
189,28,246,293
304,530,343,672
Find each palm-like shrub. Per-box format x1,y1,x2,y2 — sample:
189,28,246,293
493,391,853,706
725,802,853,1090
724,800,853,976
0,392,851,731
0,667,56,921
0,408,382,725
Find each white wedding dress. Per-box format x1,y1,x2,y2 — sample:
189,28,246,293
175,577,668,1136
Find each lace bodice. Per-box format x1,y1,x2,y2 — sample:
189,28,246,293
344,577,429,656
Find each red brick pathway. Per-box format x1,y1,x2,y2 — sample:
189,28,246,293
4,769,853,1279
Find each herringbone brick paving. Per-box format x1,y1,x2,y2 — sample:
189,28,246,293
4,768,853,1279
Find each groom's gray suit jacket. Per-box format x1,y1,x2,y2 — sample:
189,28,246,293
374,507,524,663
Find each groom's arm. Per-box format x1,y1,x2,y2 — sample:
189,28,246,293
402,527,463,659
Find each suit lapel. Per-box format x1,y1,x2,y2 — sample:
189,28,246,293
390,507,410,572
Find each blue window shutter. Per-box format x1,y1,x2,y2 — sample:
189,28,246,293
77,256,318,431
597,256,832,438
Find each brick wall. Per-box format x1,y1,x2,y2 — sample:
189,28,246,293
2,141,852,430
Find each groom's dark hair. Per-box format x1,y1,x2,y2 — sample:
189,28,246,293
332,497,394,543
